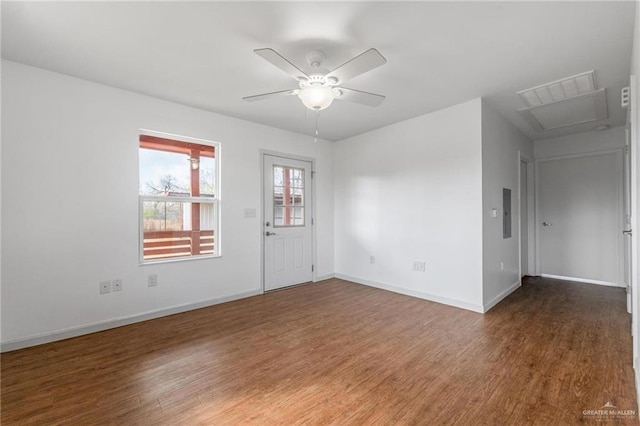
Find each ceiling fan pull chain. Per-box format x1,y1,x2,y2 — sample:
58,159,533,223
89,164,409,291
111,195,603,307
314,110,319,143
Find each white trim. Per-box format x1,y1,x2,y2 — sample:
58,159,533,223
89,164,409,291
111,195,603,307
630,71,640,412
625,124,633,314
0,289,261,353
315,273,335,282
484,281,521,313
140,195,217,203
540,273,623,287
535,147,623,162
137,130,222,264
527,160,536,276
518,152,535,278
335,273,484,313
260,150,317,291
139,128,218,147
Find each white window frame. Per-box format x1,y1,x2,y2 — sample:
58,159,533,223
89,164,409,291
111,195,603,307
138,130,221,264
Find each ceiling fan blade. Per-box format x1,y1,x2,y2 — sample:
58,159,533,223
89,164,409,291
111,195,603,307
325,49,387,85
243,89,298,102
254,48,309,81
336,87,385,107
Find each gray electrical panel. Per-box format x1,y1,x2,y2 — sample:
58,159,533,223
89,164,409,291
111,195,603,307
503,188,511,239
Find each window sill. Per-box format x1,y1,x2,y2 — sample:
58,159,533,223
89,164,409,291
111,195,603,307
139,253,221,266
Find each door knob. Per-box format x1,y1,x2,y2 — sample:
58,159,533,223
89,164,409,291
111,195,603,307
542,222,552,227
623,230,632,236
265,231,277,236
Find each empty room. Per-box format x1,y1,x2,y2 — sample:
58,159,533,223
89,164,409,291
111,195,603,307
3,1,640,424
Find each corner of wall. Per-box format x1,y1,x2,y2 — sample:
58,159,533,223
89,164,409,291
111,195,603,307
333,98,484,312
480,100,533,309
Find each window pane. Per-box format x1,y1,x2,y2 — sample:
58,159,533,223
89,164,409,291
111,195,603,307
139,149,190,196
274,166,283,186
274,207,284,226
273,165,305,227
142,200,216,260
142,200,185,231
199,156,216,197
293,207,304,225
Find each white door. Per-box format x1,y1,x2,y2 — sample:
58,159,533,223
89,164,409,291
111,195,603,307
537,152,623,285
263,155,313,291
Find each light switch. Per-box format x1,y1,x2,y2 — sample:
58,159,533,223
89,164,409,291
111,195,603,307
244,208,256,218
491,208,499,218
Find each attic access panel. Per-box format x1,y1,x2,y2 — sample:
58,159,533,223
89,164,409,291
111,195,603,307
518,70,596,107
517,88,608,132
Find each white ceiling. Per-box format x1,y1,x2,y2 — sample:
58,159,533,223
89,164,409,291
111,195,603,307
1,1,635,141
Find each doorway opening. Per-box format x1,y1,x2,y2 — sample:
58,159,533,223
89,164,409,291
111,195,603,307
519,155,534,279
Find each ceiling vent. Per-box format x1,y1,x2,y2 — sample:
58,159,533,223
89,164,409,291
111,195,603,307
517,71,608,132
518,71,596,107
622,87,630,107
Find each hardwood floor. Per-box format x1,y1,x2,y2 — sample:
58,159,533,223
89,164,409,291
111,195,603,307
1,277,637,425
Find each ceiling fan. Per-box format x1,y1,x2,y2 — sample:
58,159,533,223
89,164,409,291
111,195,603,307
243,48,387,111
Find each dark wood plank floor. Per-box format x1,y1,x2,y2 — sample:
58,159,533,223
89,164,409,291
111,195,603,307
1,277,637,425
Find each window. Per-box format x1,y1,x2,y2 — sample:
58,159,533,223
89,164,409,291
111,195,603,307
273,165,305,227
139,132,220,262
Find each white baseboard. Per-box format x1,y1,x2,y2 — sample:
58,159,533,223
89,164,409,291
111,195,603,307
1,289,262,353
483,281,521,313
334,273,484,313
540,274,623,287
315,273,335,282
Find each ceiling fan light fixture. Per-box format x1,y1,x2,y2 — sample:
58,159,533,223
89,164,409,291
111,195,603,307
297,85,335,110
245,47,387,113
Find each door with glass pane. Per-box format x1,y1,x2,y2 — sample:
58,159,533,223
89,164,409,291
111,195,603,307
263,155,313,290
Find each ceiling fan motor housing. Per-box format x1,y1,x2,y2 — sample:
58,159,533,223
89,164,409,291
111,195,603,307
299,74,331,89
305,50,326,68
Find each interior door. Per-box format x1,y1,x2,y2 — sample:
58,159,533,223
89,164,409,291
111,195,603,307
537,152,623,285
263,155,313,291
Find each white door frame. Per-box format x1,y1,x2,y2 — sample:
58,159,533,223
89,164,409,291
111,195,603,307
629,74,639,375
624,123,633,313
518,152,535,278
260,150,317,292
534,149,625,284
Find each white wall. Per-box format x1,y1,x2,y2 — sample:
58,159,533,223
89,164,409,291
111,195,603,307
481,101,533,311
534,125,625,158
333,99,484,312
1,60,334,349
0,18,3,345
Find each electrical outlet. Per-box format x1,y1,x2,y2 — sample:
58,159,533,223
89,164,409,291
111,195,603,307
99,281,111,294
112,279,122,292
370,256,375,264
500,262,504,271
147,274,157,287
412,261,426,272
